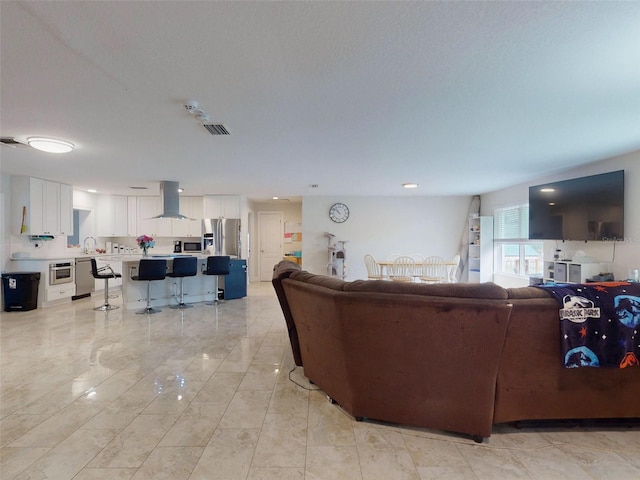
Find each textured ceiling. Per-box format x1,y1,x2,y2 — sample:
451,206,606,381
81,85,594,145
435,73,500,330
1,1,639,200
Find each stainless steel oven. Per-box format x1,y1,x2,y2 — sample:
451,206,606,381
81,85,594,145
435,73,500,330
49,262,74,285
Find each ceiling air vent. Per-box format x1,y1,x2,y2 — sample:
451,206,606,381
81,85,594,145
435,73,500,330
203,124,230,135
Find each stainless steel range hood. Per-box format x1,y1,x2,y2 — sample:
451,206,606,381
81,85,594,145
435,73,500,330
151,181,191,219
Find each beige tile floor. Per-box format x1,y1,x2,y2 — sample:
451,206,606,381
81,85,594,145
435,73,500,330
1,282,639,480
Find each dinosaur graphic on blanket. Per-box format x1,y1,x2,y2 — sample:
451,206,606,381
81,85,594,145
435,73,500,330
535,282,640,368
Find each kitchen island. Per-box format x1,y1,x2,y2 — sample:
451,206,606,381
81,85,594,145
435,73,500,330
10,253,247,310
121,255,246,310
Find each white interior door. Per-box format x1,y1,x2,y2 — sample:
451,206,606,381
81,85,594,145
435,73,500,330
258,211,283,281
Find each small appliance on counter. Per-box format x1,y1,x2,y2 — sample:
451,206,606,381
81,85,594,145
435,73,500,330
174,241,182,253
183,241,202,253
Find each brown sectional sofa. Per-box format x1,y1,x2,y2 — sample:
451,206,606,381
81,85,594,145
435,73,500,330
273,260,640,441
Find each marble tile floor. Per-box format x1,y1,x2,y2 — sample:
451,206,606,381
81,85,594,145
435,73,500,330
1,282,639,480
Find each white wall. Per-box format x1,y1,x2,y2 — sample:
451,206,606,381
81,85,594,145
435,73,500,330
1,174,10,274
482,150,640,286
302,196,472,280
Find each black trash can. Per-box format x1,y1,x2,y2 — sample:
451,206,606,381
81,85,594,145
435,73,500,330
2,272,41,312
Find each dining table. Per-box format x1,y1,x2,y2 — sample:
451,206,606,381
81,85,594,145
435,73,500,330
376,259,458,281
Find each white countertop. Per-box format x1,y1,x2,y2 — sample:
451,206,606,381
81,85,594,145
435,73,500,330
11,252,236,261
10,253,143,261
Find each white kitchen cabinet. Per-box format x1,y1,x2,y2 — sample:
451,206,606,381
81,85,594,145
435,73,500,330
45,283,76,303
468,215,493,283
127,196,138,236
59,183,73,235
113,195,128,236
11,176,73,236
203,195,240,219
96,194,129,236
42,179,59,235
136,196,159,236
172,196,203,237
136,196,172,237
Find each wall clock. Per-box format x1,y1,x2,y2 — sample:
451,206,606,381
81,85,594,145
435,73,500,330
329,202,350,223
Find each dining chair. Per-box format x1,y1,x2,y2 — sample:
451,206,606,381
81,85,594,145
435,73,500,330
447,254,461,283
420,256,447,283
389,256,415,282
364,254,384,280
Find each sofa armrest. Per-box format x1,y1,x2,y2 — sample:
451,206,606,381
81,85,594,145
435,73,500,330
272,260,304,366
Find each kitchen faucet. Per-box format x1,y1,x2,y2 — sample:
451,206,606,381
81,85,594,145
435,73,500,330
83,236,96,254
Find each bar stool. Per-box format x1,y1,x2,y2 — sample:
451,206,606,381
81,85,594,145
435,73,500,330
131,259,167,315
167,256,198,309
91,258,122,311
203,256,230,305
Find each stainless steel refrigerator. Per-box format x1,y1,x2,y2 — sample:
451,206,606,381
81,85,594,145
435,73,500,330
202,218,241,257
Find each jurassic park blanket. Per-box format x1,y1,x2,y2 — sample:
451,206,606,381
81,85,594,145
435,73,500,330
535,282,640,369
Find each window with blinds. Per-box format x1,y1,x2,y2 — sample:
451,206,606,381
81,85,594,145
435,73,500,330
495,205,529,240
494,204,543,277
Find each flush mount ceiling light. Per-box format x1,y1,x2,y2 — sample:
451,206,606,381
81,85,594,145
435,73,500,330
402,183,419,189
27,137,74,153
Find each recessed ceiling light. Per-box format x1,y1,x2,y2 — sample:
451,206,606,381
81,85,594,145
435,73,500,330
178,188,184,193
87,189,97,193
540,188,555,193
272,196,279,200
402,183,419,189
27,137,74,153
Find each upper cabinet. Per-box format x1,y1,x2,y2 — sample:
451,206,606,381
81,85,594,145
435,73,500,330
136,196,171,238
96,194,129,236
127,197,138,236
171,196,203,237
95,195,204,238
203,195,240,219
11,176,73,236
59,184,73,235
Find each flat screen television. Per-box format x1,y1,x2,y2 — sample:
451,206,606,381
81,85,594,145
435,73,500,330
529,170,624,241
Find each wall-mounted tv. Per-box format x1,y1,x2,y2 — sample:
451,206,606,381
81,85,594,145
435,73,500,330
529,170,624,241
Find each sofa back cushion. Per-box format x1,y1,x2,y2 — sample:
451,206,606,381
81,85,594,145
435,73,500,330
289,270,346,290
506,286,555,300
344,279,508,300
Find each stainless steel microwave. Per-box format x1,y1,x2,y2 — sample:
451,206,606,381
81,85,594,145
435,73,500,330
49,262,74,285
183,241,202,252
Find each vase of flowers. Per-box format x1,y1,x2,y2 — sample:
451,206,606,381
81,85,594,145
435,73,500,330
136,234,155,257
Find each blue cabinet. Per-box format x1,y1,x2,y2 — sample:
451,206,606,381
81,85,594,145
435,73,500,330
223,259,247,299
